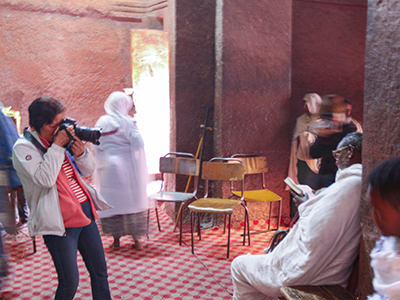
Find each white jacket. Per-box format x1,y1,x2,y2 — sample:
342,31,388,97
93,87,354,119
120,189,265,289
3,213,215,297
12,131,96,237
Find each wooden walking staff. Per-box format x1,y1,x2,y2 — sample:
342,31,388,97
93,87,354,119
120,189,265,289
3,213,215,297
173,106,213,232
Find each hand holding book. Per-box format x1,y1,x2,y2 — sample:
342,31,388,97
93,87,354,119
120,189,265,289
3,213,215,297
284,177,304,197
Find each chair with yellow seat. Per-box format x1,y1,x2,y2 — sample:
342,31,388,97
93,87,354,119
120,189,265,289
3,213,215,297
150,152,200,245
188,157,249,259
230,154,282,244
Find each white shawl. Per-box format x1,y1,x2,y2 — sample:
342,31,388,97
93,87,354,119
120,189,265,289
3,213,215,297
368,236,400,300
94,92,151,218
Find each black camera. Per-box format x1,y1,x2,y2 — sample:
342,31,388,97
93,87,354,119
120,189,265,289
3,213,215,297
59,118,101,146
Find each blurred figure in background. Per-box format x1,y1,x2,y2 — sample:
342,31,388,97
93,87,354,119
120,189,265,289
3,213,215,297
344,98,363,133
0,108,16,289
0,103,28,227
94,91,151,250
309,94,357,188
287,93,322,217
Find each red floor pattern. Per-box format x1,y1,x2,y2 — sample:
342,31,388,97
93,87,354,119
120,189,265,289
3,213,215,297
2,210,287,299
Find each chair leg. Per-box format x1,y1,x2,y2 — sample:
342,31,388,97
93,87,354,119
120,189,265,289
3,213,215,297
242,204,250,246
268,202,272,231
242,208,247,246
197,214,201,240
223,215,226,234
246,206,251,246
146,209,150,239
173,202,184,233
179,205,183,246
190,212,195,254
155,205,161,232
277,200,282,230
227,214,232,259
32,236,36,254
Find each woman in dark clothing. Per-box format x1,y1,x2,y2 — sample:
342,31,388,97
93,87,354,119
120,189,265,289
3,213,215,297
309,94,357,188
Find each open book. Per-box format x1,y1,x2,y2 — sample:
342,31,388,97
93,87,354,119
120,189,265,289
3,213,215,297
284,177,305,197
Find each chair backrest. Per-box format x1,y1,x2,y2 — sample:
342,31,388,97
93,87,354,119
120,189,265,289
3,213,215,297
201,158,245,199
231,154,268,174
202,158,245,181
159,152,200,176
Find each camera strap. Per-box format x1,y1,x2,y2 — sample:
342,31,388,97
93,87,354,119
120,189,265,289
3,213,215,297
23,128,48,154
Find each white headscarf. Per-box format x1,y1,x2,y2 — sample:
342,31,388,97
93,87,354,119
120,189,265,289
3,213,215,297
102,91,144,150
303,93,322,115
104,91,134,126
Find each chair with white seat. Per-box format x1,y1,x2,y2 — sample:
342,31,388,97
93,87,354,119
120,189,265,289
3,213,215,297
150,152,200,245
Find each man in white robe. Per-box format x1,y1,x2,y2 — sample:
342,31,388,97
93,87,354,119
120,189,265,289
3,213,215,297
231,132,363,300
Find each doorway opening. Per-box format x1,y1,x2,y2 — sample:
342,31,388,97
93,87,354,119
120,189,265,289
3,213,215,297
130,29,169,187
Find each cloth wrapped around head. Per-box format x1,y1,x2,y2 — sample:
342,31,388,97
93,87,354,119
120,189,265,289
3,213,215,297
103,91,135,132
303,93,322,115
104,91,133,117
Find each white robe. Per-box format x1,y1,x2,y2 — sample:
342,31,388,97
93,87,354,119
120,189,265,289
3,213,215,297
231,163,362,300
94,97,150,218
368,236,400,300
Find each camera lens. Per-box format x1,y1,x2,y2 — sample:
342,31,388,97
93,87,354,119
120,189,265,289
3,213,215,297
75,126,101,145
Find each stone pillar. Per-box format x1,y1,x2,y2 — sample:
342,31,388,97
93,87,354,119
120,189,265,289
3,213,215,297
215,0,292,224
360,1,400,298
167,0,216,219
169,0,216,158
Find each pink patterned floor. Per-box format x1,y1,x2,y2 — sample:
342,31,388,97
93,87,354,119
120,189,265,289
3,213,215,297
2,210,287,299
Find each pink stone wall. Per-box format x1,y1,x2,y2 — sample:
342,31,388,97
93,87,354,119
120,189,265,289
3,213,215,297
216,0,292,223
291,0,367,124
0,4,133,129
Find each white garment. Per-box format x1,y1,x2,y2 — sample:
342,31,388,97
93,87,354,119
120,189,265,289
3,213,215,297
231,163,362,300
94,92,151,218
368,236,400,300
12,131,96,236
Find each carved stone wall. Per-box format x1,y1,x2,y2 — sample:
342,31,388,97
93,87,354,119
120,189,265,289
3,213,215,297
0,0,165,129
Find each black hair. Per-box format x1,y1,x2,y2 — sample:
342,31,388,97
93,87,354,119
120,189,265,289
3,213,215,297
339,132,362,153
367,157,400,207
28,96,65,132
344,98,352,105
319,94,346,120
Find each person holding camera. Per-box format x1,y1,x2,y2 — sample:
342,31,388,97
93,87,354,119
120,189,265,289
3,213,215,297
12,96,111,300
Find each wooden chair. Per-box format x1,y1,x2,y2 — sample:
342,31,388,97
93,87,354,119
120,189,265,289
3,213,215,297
188,157,249,258
230,154,282,244
149,152,200,245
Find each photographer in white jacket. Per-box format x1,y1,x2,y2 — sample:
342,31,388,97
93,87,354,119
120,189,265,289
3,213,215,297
12,96,111,300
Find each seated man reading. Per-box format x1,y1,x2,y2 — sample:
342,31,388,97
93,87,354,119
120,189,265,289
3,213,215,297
231,132,363,300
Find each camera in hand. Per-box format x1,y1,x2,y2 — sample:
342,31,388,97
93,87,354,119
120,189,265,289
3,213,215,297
59,118,101,146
